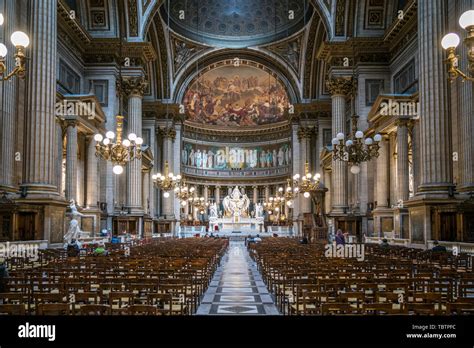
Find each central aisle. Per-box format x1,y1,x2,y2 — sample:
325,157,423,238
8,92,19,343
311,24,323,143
196,240,280,315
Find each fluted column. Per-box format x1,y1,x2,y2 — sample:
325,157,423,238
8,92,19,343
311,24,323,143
22,0,58,194
326,78,352,213
291,123,301,233
376,137,389,208
253,186,258,204
173,124,182,227
264,186,270,202
56,121,64,195
215,185,221,207
123,77,147,211
161,126,175,218
65,121,78,202
0,0,18,190
417,0,453,194
143,171,150,215
86,136,98,208
298,127,312,213
397,122,410,202
457,0,474,192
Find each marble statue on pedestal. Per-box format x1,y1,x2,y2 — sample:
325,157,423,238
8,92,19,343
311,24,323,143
222,186,250,218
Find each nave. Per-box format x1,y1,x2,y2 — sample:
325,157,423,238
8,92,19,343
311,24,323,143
196,241,280,315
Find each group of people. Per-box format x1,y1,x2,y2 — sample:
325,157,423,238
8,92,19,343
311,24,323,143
184,71,289,127
245,234,262,246
181,145,291,170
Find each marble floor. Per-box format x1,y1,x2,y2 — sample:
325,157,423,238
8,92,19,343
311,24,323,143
196,241,280,315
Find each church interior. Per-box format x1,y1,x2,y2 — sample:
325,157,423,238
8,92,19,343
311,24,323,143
0,0,473,325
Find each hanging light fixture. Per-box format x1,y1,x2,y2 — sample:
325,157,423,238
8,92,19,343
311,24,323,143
152,161,180,197
94,115,143,175
331,116,382,175
293,161,321,197
174,178,195,204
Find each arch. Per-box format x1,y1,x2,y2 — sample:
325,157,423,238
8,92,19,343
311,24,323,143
173,49,300,105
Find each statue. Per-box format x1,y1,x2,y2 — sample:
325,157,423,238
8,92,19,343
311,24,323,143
222,186,250,218
209,203,218,218
69,199,84,217
255,203,264,218
64,200,84,245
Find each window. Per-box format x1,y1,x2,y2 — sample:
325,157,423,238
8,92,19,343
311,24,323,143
394,59,418,94
59,60,80,94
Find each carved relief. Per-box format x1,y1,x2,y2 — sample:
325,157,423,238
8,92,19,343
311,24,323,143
171,34,207,74
265,34,303,75
121,77,149,97
128,0,139,36
326,77,354,96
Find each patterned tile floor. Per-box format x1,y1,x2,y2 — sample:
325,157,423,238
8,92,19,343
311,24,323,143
196,240,280,315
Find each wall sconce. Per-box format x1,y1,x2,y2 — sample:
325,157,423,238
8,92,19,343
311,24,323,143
0,30,30,80
441,10,474,82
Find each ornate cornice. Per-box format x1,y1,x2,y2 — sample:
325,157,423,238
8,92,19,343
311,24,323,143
317,38,390,66
326,77,354,96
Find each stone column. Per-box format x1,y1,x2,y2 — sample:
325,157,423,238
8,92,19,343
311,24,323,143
253,186,258,204
264,186,270,202
123,77,147,212
86,136,99,208
65,121,78,202
143,171,150,215
172,124,182,230
397,121,410,202
215,185,221,207
417,0,453,194
457,0,474,193
22,0,58,194
375,137,389,208
161,126,175,218
326,78,352,213
56,121,64,195
324,170,332,214
298,127,312,213
0,0,18,191
291,122,301,233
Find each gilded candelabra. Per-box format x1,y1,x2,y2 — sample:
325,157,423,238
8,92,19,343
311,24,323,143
94,115,143,175
442,10,474,82
152,161,180,197
332,116,382,174
0,30,29,81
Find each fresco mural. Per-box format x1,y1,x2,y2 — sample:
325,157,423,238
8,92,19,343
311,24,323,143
183,65,289,127
182,143,291,170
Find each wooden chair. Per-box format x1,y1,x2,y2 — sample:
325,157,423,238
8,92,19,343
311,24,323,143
0,304,26,315
126,305,157,315
36,303,70,315
78,304,111,315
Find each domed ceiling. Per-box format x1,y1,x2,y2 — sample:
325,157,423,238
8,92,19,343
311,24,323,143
161,0,313,48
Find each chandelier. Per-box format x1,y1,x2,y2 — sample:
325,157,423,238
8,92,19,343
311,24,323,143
152,161,180,198
293,162,321,197
174,179,195,205
94,115,143,175
188,195,208,215
331,116,382,174
441,10,474,82
0,28,29,80
263,190,285,212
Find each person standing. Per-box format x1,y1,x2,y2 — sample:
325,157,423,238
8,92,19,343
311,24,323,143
0,258,9,293
335,229,345,245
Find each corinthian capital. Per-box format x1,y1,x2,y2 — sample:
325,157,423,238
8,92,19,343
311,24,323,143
326,77,354,96
121,76,148,97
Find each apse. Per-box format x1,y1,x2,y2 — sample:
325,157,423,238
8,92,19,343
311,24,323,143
183,62,290,127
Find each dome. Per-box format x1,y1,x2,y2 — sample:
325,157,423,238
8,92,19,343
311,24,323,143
161,0,312,48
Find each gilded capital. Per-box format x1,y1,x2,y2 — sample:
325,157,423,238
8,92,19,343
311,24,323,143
159,126,176,141
326,77,354,96
121,76,148,97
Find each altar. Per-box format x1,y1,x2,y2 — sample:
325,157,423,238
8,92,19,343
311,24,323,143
209,186,264,234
